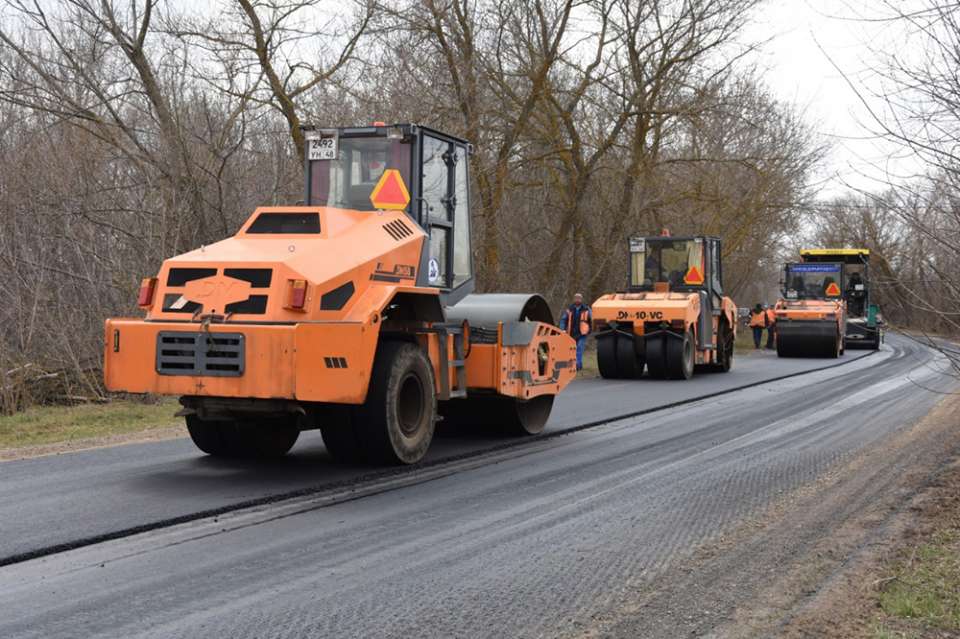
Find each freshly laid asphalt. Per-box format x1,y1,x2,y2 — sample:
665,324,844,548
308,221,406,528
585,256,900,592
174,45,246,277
0,334,955,638
0,343,874,561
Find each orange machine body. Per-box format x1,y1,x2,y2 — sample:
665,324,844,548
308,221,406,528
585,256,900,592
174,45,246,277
774,297,847,346
592,292,736,366
774,260,848,358
774,298,845,324
591,234,737,378
104,207,574,405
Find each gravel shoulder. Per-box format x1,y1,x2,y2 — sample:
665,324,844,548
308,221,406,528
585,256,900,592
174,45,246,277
576,390,960,639
772,397,960,639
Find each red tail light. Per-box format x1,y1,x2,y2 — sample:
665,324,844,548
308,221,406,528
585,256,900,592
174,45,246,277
287,279,308,311
137,277,157,308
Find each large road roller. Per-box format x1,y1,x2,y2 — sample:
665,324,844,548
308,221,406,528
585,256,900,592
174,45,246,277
774,261,847,358
800,248,882,350
104,124,576,465
592,233,738,380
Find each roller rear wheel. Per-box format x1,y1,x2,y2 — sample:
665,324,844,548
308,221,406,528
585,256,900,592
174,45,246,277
645,334,667,379
233,419,300,457
597,333,620,379
666,329,695,380
319,406,364,463
354,341,436,465
186,415,229,456
616,332,643,379
186,415,299,458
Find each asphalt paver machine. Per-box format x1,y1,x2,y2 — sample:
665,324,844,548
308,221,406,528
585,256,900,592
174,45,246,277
800,248,882,350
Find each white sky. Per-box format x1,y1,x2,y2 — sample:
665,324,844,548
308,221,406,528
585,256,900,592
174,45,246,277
745,0,925,199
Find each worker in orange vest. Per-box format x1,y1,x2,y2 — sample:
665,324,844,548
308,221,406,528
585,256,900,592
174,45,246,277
765,305,777,350
559,293,592,371
749,303,767,349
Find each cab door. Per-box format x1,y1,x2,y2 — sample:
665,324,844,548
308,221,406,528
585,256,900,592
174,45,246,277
417,134,473,302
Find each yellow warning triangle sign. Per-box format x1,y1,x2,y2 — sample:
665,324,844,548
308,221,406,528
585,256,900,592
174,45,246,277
825,282,841,297
684,265,704,285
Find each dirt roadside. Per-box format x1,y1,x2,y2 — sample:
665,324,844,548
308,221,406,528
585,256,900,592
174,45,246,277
573,393,960,639
730,393,960,639
774,444,960,637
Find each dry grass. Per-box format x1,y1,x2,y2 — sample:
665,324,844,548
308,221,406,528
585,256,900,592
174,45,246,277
0,397,180,450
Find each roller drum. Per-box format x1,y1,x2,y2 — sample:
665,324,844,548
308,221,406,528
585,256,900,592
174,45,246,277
445,293,555,327
776,320,838,358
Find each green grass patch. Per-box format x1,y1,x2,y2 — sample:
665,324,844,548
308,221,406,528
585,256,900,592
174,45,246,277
870,622,918,639
876,529,960,634
0,398,181,450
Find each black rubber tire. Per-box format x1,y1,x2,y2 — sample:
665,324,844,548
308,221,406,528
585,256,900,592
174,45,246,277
597,333,620,379
231,418,300,457
186,415,229,456
665,329,695,380
355,341,436,465
186,415,299,458
616,332,643,379
645,334,667,379
319,408,364,463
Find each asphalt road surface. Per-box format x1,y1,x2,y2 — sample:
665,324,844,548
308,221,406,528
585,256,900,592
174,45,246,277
0,344,873,561
1,334,956,638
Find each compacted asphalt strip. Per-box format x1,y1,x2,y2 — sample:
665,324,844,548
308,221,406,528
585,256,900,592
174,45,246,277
0,334,955,638
0,344,875,561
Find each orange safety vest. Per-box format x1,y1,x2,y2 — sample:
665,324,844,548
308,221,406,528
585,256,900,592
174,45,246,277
564,305,591,337
765,308,776,325
749,311,766,328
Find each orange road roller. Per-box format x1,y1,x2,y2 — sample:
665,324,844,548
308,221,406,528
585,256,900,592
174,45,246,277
774,261,847,358
104,124,576,465
592,233,738,380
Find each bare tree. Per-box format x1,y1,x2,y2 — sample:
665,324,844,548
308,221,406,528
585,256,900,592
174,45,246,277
171,0,374,159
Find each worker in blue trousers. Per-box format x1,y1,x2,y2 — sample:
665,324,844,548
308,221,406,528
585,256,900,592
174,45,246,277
559,293,592,371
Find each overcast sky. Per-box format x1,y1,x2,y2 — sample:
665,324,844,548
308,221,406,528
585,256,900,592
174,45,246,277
746,0,923,199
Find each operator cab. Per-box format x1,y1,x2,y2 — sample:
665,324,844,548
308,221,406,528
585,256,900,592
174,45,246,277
782,263,845,301
303,123,474,304
800,249,870,318
628,234,724,300
627,233,725,347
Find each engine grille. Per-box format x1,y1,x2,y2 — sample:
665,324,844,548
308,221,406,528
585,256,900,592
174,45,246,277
156,332,245,377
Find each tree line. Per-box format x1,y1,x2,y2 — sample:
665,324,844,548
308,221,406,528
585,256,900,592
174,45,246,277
809,1,960,379
0,0,825,410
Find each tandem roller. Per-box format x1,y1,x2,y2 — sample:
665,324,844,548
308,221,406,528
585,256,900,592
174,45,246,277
104,124,576,466
774,261,846,359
